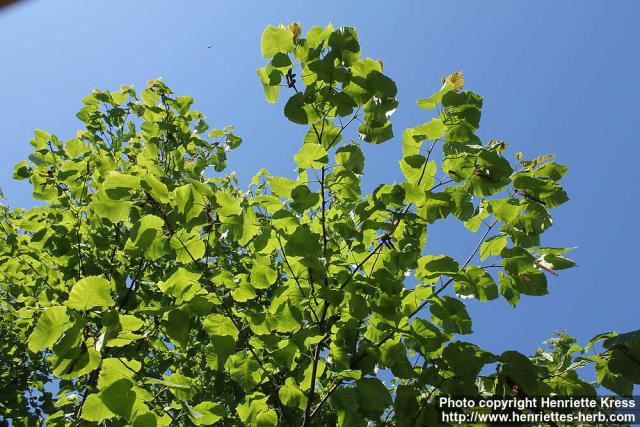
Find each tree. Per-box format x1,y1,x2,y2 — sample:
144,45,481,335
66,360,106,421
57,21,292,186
0,23,638,426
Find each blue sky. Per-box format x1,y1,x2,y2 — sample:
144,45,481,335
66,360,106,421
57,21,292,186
1,0,638,360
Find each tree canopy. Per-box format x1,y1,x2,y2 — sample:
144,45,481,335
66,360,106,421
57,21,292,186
0,23,638,426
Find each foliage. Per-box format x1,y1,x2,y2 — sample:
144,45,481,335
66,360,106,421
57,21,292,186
0,23,638,426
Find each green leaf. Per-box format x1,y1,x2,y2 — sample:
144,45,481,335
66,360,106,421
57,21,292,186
229,355,262,391
394,385,420,424
499,272,521,307
206,336,237,371
92,189,131,223
250,264,278,289
261,25,294,58
140,88,160,106
215,190,242,217
486,198,521,223
306,25,333,49
414,118,446,140
81,392,118,422
539,254,576,270
237,393,277,425
417,82,453,110
454,266,498,301
173,184,205,223
608,347,640,384
166,309,191,349
328,26,360,65
290,185,320,212
304,120,343,150
501,247,536,275
284,226,321,257
480,234,507,261
535,161,568,181
446,186,474,220
422,192,452,223
188,402,225,425
278,378,307,409
513,174,568,208
239,207,261,245
399,156,436,188
13,160,30,180
97,358,141,390
129,214,167,260
28,306,71,352
102,172,140,200
358,121,393,144
257,67,280,103
158,267,202,303
443,342,495,378
355,377,392,418
330,388,360,427
379,340,413,379
140,174,169,203
596,356,633,396
269,176,298,198
66,276,114,310
335,144,365,174
294,143,328,169
429,296,472,334
284,93,320,125
163,373,195,401
203,314,239,340
603,330,640,349
464,150,512,196
416,255,459,283
500,351,540,395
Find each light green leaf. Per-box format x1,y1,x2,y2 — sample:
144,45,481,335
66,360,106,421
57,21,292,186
188,402,225,425
335,144,364,174
171,229,206,264
203,314,239,340
278,378,307,409
97,358,141,390
261,25,294,58
399,156,436,188
414,118,446,140
269,176,298,199
92,189,130,223
229,355,262,391
417,82,453,110
66,276,114,311
294,143,328,169
251,264,278,289
216,190,242,217
129,214,167,260
257,67,280,103
480,234,508,261
102,172,140,200
173,184,205,223
140,174,169,203
416,255,459,283
158,267,202,303
284,226,321,257
163,373,195,401
28,306,71,352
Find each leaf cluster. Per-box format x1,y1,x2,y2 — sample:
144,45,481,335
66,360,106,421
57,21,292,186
0,23,637,427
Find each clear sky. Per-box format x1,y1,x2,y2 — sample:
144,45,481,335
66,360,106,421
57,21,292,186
1,0,638,359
